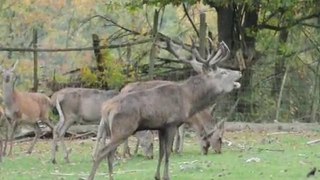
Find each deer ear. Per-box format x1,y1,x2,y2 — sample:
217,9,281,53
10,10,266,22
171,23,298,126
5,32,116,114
205,119,225,139
216,119,225,130
11,60,19,71
217,120,225,135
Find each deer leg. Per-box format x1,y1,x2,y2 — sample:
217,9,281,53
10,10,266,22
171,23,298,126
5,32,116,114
154,130,165,180
51,123,60,164
134,137,140,155
8,120,17,156
173,127,180,153
27,123,41,154
163,127,176,180
3,118,9,156
58,118,75,163
121,139,131,158
43,118,55,132
107,148,117,180
88,137,126,180
92,119,107,160
177,124,185,154
0,140,2,162
51,118,66,164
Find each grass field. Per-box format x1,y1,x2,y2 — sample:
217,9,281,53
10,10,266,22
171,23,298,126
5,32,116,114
0,131,320,180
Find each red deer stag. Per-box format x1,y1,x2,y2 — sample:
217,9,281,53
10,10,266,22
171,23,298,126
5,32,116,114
120,81,224,158
50,88,119,163
0,61,54,155
89,40,241,180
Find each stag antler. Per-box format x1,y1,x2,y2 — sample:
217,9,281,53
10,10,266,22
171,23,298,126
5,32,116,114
208,41,230,67
162,37,230,73
163,39,203,73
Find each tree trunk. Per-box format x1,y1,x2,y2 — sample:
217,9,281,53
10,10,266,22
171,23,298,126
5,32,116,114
92,34,108,89
311,17,320,123
209,2,259,121
149,9,159,80
236,5,258,120
199,12,207,58
272,30,288,97
215,5,235,49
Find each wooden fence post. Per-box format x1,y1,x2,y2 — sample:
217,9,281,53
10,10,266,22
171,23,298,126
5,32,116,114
92,34,108,88
33,28,38,92
199,12,207,58
148,9,159,80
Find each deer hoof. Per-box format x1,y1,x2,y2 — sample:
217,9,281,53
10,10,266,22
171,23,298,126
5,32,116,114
64,157,70,163
51,159,57,164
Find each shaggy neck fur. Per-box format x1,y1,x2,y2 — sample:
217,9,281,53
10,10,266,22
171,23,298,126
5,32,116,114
180,74,222,117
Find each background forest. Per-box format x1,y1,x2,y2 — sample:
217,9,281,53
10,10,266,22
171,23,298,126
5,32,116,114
0,0,319,123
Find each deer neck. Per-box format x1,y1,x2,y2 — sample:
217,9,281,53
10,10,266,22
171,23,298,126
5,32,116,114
3,81,17,107
181,74,221,117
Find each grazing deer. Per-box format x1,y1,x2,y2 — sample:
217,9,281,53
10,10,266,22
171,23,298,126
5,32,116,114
50,88,119,164
121,130,154,159
184,110,225,154
89,40,241,180
0,61,54,155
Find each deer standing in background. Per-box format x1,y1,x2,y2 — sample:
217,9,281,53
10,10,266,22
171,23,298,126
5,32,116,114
89,40,241,180
50,87,119,164
0,61,54,155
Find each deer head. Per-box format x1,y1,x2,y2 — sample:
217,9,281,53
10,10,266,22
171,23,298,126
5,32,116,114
200,119,225,154
0,60,19,86
163,38,241,93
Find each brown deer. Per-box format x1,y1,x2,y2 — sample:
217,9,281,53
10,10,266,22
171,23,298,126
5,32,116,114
50,87,119,164
89,40,241,180
120,81,224,158
0,61,54,155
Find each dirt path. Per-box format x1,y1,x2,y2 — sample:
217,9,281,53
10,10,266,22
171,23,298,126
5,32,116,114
225,122,320,132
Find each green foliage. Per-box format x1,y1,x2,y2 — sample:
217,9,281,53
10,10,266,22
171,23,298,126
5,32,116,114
101,50,128,89
80,50,127,90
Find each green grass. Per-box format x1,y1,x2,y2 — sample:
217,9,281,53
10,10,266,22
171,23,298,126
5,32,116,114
1,131,320,180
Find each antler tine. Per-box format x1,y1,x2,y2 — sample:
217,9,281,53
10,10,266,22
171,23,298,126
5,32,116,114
205,37,216,61
165,39,181,60
189,37,210,64
162,37,207,73
208,41,230,66
165,38,199,65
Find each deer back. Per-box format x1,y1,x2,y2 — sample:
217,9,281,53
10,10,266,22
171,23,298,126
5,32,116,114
121,80,174,94
103,83,188,131
10,91,45,121
53,88,119,124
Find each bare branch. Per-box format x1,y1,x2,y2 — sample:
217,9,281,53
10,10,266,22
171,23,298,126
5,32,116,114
85,15,142,35
258,12,320,31
182,3,199,37
0,39,151,52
